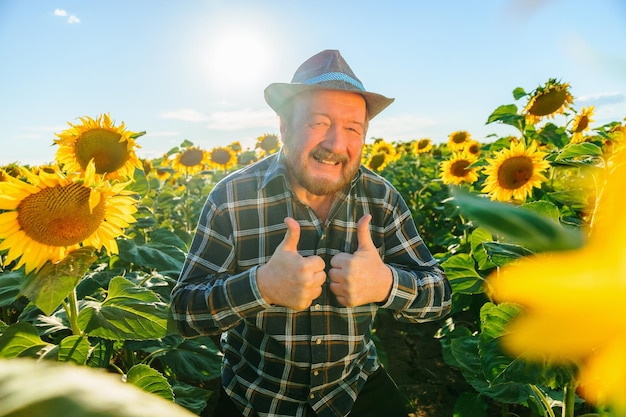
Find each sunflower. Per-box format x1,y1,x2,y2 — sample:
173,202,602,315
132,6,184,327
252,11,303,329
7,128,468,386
570,106,595,144
523,79,574,125
481,140,550,202
363,152,392,172
171,147,208,176
228,141,243,154
440,152,479,185
208,147,238,171
371,139,399,160
0,163,137,273
464,140,482,156
256,133,281,156
54,113,143,180
447,131,472,151
415,138,433,154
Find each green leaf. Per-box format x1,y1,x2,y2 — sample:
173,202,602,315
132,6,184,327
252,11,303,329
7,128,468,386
450,187,585,252
521,200,560,222
486,104,523,130
126,167,150,196
0,322,52,359
453,392,488,417
171,381,213,415
127,364,174,401
554,142,604,165
20,247,98,316
117,239,186,275
77,276,172,340
0,270,23,307
512,87,527,100
0,358,197,417
441,254,486,295
57,335,91,364
481,242,534,267
162,336,222,383
470,228,496,271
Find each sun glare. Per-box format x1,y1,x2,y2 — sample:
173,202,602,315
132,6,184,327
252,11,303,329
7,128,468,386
202,29,272,90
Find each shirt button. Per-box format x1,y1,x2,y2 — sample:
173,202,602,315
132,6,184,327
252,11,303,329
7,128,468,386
315,338,322,345
310,393,315,399
314,304,321,310
313,370,319,376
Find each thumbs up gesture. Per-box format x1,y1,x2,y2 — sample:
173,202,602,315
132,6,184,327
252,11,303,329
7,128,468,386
328,214,393,307
256,217,327,310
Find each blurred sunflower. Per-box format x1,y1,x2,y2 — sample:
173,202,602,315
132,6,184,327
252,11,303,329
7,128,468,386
570,106,595,144
54,113,143,180
487,147,626,413
371,139,399,160
208,147,238,171
363,152,390,172
524,79,574,125
256,133,281,156
0,163,137,273
228,141,243,154
171,147,208,176
447,131,472,151
415,138,433,154
440,152,479,185
481,140,550,202
465,140,482,156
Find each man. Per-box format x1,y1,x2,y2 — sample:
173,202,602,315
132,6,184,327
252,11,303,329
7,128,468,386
171,50,452,417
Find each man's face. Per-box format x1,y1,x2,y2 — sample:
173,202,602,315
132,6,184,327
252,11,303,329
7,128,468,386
281,90,367,196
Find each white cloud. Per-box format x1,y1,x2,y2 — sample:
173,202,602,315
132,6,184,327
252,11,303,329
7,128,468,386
577,92,625,107
54,9,80,24
160,108,209,122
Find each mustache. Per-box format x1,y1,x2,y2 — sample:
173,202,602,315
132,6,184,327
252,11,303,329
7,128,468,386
310,148,349,165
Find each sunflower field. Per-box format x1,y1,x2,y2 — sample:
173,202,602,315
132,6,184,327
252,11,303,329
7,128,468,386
1,79,625,417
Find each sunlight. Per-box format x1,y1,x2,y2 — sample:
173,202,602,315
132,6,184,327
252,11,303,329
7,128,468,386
201,27,272,91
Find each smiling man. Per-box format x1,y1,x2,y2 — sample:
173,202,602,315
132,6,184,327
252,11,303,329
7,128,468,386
171,50,452,417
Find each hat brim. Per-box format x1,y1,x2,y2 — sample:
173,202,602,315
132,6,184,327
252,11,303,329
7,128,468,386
264,83,394,120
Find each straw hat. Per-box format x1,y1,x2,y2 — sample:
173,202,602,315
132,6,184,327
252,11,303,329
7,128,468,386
264,50,394,120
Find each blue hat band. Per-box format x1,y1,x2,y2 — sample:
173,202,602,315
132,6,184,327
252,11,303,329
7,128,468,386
302,72,365,92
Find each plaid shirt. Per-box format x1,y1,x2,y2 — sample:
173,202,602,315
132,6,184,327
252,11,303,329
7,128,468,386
171,152,451,417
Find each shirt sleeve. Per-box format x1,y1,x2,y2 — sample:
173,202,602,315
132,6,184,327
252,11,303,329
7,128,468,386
377,192,452,323
170,195,270,337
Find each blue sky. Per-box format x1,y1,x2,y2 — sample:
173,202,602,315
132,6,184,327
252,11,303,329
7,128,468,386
1,0,625,165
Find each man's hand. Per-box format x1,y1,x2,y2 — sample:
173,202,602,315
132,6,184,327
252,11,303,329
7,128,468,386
328,214,393,307
257,217,326,310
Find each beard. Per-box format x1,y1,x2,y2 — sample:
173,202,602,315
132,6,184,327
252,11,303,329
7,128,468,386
284,144,361,196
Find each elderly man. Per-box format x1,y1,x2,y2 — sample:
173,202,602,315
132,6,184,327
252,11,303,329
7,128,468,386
171,49,452,417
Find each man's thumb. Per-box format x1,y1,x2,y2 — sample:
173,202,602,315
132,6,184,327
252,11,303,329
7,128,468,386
281,217,301,252
356,214,376,251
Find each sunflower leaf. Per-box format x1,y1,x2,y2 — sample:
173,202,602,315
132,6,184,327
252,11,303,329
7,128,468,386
126,364,174,401
450,187,585,252
0,358,197,417
512,87,527,100
77,276,176,340
0,322,53,359
486,104,523,130
19,247,98,316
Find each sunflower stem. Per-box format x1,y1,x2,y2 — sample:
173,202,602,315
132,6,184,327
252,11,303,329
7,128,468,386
66,288,83,336
562,381,576,417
